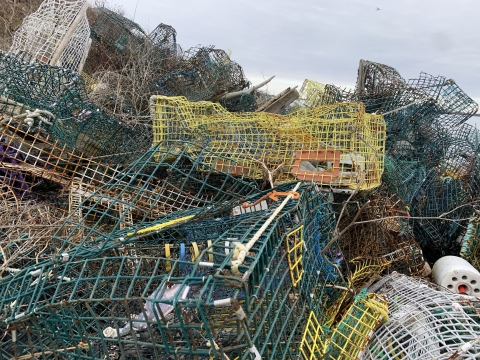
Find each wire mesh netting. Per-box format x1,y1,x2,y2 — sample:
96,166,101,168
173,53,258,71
291,79,346,111
0,199,68,277
461,214,480,271
0,52,151,161
407,122,480,260
156,46,249,102
148,23,178,55
337,188,426,276
84,6,148,74
382,155,428,207
0,183,343,359
350,60,478,131
0,135,260,271
9,0,91,72
151,96,386,190
2,2,480,357
363,272,480,359
301,291,388,360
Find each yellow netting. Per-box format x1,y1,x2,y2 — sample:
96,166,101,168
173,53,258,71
286,225,304,287
151,96,386,190
325,293,388,359
324,257,389,326
300,293,388,360
300,311,325,360
81,72,96,92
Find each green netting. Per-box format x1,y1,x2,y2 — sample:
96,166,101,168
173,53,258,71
351,61,478,129
0,51,151,161
345,61,479,167
0,183,342,359
156,46,249,102
460,214,480,271
84,7,148,74
219,92,257,113
382,156,428,206
406,122,480,260
0,138,259,272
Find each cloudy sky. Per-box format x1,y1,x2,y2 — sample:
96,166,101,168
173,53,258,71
111,0,479,116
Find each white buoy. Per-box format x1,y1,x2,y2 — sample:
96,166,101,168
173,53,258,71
432,256,480,296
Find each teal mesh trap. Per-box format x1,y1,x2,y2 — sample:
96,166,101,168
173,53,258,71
0,183,342,359
0,51,151,161
0,137,259,273
409,122,480,260
156,46,249,102
461,213,480,271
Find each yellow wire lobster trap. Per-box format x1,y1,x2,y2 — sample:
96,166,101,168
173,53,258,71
151,96,385,190
300,292,388,360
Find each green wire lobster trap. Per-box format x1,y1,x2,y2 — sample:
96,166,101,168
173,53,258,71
0,183,343,359
461,214,480,271
156,46,248,102
85,7,148,74
408,122,480,260
0,52,151,161
0,126,259,272
151,96,386,191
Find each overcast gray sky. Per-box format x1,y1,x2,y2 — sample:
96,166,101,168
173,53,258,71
111,0,479,115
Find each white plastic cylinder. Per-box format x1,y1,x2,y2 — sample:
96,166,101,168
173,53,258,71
432,256,480,296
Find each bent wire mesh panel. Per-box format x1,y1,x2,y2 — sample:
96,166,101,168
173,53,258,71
0,183,343,359
0,52,151,161
461,213,480,271
363,272,480,359
0,132,259,272
9,0,91,72
151,96,386,191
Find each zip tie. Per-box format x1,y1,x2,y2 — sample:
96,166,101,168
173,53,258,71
191,242,200,261
180,286,190,300
199,262,214,267
207,240,213,262
214,298,232,307
165,244,171,271
460,342,473,352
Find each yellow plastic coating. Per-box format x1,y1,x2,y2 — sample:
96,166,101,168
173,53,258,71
207,240,214,262
191,242,200,261
151,96,386,190
165,244,171,271
285,226,304,287
126,215,195,236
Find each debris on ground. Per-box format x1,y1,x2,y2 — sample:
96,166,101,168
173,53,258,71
0,1,479,359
